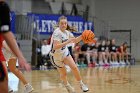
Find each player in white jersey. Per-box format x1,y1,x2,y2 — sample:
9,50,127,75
49,16,89,93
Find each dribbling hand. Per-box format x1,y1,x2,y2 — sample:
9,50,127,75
18,57,31,72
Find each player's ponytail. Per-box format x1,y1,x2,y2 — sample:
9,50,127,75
66,25,77,32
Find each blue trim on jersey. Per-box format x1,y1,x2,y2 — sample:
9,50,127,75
66,52,70,57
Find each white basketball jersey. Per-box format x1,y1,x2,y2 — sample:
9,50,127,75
51,28,70,53
49,28,72,67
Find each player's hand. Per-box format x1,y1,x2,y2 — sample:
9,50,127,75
18,57,31,72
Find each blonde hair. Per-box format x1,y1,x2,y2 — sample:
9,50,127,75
58,15,67,23
54,15,77,32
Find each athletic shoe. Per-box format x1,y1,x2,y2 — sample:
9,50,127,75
104,61,110,66
120,61,125,65
126,61,130,65
65,83,76,93
95,63,99,66
109,61,113,66
114,61,120,66
99,61,104,66
8,86,13,93
80,83,89,92
88,63,93,67
24,83,34,93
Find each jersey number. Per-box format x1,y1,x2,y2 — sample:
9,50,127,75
61,39,68,50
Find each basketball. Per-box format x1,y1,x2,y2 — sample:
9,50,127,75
82,30,95,43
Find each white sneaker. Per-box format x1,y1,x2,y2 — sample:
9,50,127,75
80,83,89,92
126,60,130,65
109,61,114,66
114,61,119,66
65,83,76,93
24,83,34,93
120,61,125,65
104,61,109,66
95,63,99,66
99,61,104,66
8,86,13,93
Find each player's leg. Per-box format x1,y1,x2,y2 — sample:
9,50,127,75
0,62,8,93
125,52,130,65
50,52,75,93
64,55,89,92
57,66,75,93
8,57,33,93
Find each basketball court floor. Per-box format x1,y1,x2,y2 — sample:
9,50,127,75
9,63,140,93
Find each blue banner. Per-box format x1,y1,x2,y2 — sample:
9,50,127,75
27,13,94,35
10,11,16,33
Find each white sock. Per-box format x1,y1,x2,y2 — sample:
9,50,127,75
24,83,29,87
78,80,84,85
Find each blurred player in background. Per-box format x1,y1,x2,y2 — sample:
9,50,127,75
0,0,31,92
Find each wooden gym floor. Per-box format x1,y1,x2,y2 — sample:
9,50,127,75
9,63,140,93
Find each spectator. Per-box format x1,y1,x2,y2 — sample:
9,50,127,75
40,39,52,69
105,40,111,65
80,43,90,66
91,42,99,66
73,42,81,66
117,42,130,65
98,40,107,66
110,39,119,65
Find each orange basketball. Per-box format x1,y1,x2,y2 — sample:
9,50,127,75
82,30,95,43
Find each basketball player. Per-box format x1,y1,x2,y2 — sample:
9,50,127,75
49,16,89,93
2,40,34,92
53,24,77,71
0,0,31,92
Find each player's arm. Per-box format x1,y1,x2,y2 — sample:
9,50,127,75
0,2,31,71
68,34,81,44
52,31,75,50
0,2,24,59
2,40,12,52
53,39,74,50
74,35,82,43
